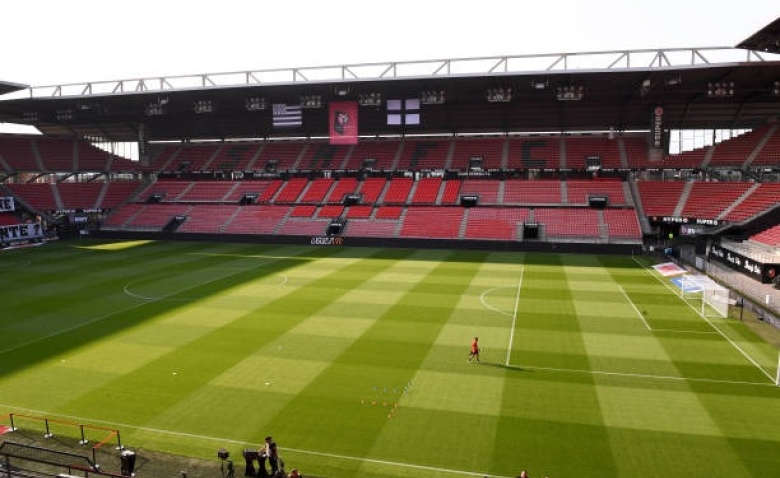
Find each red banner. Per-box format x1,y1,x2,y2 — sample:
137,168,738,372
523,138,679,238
329,101,358,145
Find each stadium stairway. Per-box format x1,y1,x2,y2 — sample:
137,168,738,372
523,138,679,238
718,183,762,220
458,208,469,239
218,207,244,233
672,182,694,216
743,123,779,169
627,179,653,235
617,138,629,169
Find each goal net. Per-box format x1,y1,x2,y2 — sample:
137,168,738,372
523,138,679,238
679,275,731,318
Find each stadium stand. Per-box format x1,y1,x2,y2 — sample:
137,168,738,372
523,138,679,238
636,180,686,217
399,206,463,239
503,180,561,205
564,135,623,170
723,183,780,222
410,177,442,204
1,114,778,250
751,224,780,247
381,178,413,204
450,138,504,170
534,208,602,239
463,207,530,241
679,181,753,219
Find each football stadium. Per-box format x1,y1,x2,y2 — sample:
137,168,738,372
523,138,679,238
1,11,780,478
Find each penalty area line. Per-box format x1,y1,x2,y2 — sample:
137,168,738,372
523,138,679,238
632,256,775,383
505,363,776,387
618,285,651,331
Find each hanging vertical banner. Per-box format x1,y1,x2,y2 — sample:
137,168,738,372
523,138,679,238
651,105,664,150
329,101,358,145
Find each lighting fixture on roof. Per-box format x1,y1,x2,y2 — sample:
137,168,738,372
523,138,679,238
486,87,513,103
145,103,164,116
556,86,584,101
245,97,267,111
55,109,73,122
358,92,383,106
193,100,213,114
773,81,780,97
707,82,734,98
300,94,322,109
639,79,652,97
531,81,548,90
421,90,445,105
665,76,682,87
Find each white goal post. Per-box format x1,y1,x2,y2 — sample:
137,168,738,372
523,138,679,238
679,274,732,318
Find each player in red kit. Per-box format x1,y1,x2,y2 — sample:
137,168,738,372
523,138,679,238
468,336,480,363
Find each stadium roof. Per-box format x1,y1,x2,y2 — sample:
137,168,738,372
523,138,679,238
737,17,780,53
0,80,28,96
0,47,778,142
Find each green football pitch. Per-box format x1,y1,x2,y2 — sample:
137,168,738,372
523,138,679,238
1,240,779,478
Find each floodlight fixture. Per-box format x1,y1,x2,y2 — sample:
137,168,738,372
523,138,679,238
486,87,513,103
556,86,584,101
55,109,73,122
300,94,322,109
245,97,267,111
421,90,445,105
358,92,383,106
707,82,734,98
194,100,214,113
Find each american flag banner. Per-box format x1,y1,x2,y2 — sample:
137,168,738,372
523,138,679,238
387,99,420,125
272,103,303,127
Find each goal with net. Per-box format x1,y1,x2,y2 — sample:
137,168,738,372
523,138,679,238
678,274,732,318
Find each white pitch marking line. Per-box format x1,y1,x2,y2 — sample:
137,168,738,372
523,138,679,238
505,265,524,367
0,256,292,356
506,363,777,387
632,256,775,383
618,284,651,331
652,329,718,335
479,286,514,317
0,404,513,478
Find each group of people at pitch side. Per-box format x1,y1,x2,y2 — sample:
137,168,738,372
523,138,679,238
243,436,300,478
516,470,550,478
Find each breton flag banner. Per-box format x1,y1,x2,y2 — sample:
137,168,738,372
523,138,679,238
272,103,303,127
329,101,358,145
387,99,420,125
